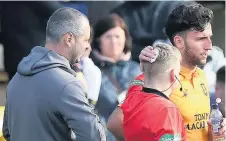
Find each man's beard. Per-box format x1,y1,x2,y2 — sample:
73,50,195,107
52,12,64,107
68,51,80,65
184,42,207,67
70,55,80,65
68,46,83,65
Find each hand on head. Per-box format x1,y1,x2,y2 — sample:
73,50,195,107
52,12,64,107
139,46,159,72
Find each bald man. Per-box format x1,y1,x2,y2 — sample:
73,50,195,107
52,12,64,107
2,8,106,141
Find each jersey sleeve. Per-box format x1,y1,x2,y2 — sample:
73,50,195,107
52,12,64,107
146,107,187,141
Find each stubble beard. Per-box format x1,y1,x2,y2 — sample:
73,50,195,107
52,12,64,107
184,42,207,67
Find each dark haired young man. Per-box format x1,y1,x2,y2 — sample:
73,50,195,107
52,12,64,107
107,3,226,141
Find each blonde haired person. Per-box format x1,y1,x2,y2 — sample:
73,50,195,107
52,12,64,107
121,43,187,141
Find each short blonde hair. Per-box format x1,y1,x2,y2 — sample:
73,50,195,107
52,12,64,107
143,43,181,74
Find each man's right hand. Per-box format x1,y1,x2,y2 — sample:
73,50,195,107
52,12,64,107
139,46,159,72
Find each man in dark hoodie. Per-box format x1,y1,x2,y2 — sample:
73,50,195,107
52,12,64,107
2,7,106,141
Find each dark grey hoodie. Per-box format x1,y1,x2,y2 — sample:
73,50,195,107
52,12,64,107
2,46,106,141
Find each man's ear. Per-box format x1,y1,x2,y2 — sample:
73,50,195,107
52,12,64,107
174,35,184,50
170,69,176,83
64,33,73,47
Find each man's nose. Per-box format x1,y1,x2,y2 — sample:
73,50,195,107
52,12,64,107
205,38,212,50
85,45,91,52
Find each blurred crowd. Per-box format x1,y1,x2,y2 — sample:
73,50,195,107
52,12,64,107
0,1,225,141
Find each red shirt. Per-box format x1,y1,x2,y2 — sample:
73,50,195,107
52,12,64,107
121,87,187,141
118,74,144,107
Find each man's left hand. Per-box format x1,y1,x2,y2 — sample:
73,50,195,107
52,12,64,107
220,118,226,137
208,118,226,141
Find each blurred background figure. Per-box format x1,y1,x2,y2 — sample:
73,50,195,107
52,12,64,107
202,46,225,109
203,46,225,95
214,66,225,117
90,14,141,141
91,14,141,121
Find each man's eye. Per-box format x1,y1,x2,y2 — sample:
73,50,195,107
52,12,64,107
199,37,206,40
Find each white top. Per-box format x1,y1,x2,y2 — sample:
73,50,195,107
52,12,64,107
82,57,102,103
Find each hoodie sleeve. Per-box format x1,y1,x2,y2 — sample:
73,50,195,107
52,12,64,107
58,81,106,141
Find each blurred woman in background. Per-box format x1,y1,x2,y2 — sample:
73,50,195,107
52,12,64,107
91,14,141,121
